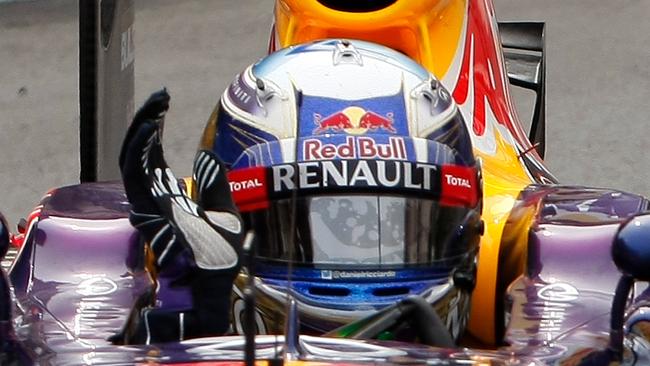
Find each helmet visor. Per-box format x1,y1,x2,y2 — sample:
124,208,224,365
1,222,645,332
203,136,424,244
251,194,477,267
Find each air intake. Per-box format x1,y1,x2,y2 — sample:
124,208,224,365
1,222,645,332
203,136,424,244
372,286,410,297
317,0,397,13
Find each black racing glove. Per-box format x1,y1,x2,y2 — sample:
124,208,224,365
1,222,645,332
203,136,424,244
116,89,244,344
119,89,243,272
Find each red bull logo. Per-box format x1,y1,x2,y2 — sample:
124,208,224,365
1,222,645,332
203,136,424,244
313,106,395,135
303,136,407,161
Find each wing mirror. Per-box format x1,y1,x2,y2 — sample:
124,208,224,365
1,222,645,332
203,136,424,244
612,213,650,281
578,213,650,364
608,214,650,360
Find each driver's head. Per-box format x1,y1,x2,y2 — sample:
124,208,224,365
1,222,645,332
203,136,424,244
198,40,482,340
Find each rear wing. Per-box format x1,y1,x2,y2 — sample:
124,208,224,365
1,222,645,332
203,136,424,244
498,22,546,158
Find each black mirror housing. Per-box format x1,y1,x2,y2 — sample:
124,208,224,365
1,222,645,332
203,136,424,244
613,213,650,281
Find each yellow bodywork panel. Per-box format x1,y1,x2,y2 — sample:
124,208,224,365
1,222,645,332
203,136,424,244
275,0,465,80
469,134,532,343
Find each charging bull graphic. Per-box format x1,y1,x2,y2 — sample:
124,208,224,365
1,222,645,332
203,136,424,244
313,106,395,135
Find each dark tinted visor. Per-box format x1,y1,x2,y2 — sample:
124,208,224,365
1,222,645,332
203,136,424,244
249,195,477,267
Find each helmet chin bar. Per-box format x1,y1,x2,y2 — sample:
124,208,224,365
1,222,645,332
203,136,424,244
325,294,455,348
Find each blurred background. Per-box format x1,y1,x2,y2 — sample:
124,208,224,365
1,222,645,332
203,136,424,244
1,0,650,229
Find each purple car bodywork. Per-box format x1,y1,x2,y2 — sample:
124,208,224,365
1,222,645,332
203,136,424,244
502,185,650,362
4,181,650,364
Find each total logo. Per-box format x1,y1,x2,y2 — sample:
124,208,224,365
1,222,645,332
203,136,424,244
444,174,471,188
313,106,395,135
229,178,262,192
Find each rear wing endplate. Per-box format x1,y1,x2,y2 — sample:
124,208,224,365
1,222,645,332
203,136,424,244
498,22,546,158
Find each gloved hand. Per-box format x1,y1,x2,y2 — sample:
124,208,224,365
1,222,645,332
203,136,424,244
115,89,243,344
119,89,243,272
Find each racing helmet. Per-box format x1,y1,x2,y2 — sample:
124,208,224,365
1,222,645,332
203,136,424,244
198,40,482,341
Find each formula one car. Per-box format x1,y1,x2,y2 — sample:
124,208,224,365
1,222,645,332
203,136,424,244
2,0,650,365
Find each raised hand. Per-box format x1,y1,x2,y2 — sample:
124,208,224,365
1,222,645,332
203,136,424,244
116,89,243,344
120,89,243,271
